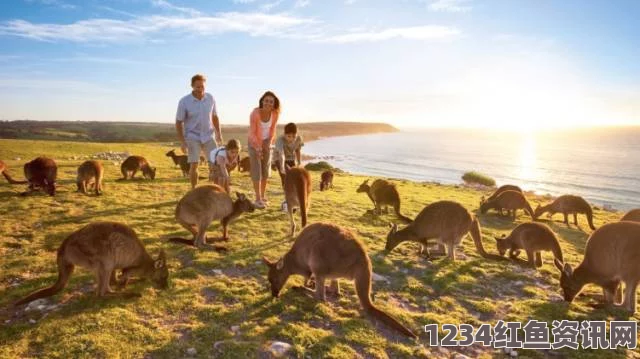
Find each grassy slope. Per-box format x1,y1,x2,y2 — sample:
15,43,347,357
0,139,638,359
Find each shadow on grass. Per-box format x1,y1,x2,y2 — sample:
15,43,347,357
42,200,176,226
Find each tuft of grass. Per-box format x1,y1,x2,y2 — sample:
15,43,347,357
0,139,635,358
304,160,341,172
462,171,496,187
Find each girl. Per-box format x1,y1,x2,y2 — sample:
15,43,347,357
209,139,241,193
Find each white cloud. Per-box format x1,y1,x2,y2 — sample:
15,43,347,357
319,25,460,43
294,0,311,8
345,0,357,4
24,0,75,10
150,0,202,17
260,0,284,12
97,6,139,18
0,13,315,42
232,0,259,3
427,0,472,12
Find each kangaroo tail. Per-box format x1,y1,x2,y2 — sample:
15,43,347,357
2,171,27,184
167,237,196,246
394,203,413,224
354,266,417,338
15,256,74,306
470,217,491,258
524,201,535,220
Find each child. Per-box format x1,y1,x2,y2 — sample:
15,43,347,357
273,122,304,183
209,139,241,193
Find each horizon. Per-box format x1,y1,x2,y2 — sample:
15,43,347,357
1,0,639,130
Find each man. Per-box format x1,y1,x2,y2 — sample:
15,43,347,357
175,74,223,188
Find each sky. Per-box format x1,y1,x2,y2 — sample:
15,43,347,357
0,0,639,130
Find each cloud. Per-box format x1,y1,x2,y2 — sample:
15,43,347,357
260,0,284,12
345,0,357,4
97,6,139,18
24,0,75,10
294,0,311,8
232,0,259,3
0,13,315,42
150,0,202,17
318,25,460,43
427,0,471,12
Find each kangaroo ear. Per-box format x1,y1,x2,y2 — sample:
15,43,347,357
262,256,274,267
154,250,166,269
563,263,573,276
554,258,563,272
276,257,285,270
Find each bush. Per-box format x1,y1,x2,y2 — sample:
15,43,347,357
304,161,341,172
462,171,496,187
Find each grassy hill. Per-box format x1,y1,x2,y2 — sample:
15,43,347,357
0,121,398,144
0,139,637,358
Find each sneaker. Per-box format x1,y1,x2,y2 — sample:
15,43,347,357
254,200,265,209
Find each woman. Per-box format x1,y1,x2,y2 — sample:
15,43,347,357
248,91,280,209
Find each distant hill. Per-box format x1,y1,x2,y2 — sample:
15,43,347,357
0,120,398,143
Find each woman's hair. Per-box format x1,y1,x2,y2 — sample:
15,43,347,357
226,139,241,151
259,91,281,114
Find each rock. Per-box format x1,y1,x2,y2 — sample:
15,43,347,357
372,273,389,282
25,299,48,312
437,346,449,354
269,341,292,357
47,305,59,311
231,325,240,333
213,341,224,350
514,281,524,286
211,269,223,276
29,319,36,324
14,157,21,161
36,305,47,311
510,350,518,357
454,354,471,359
186,347,197,356
4,320,10,324
504,348,512,354
255,260,262,266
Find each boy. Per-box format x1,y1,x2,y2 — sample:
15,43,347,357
273,122,304,186
209,139,241,193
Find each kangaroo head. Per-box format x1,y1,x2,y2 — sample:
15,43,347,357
235,192,255,213
262,256,288,298
150,249,169,289
385,223,402,252
165,150,175,157
554,259,581,302
479,200,490,214
356,179,370,193
494,234,508,256
148,167,157,180
479,196,486,206
533,204,543,219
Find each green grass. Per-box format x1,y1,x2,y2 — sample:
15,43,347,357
462,171,496,187
0,139,638,358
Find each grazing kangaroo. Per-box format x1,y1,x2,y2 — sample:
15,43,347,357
554,221,640,313
23,157,58,196
0,160,27,184
262,223,417,339
494,222,563,268
238,156,251,173
356,179,412,223
77,160,104,196
14,222,168,306
479,190,535,220
386,201,491,260
283,167,312,236
120,156,156,180
169,184,255,249
320,170,334,191
165,149,189,177
534,195,596,230
480,184,523,215
621,209,640,223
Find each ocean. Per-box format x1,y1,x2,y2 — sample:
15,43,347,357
302,128,640,212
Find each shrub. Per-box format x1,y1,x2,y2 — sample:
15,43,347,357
462,171,496,187
304,161,341,172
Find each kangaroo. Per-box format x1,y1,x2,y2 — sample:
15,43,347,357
120,156,156,180
283,167,312,236
320,170,334,191
0,160,27,184
356,179,412,223
494,222,563,268
23,157,58,196
165,149,189,177
534,194,596,230
14,222,168,306
386,200,492,261
479,190,535,220
262,223,417,338
554,221,640,313
169,184,255,249
621,208,640,223
480,184,522,215
238,156,251,173
77,160,104,196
